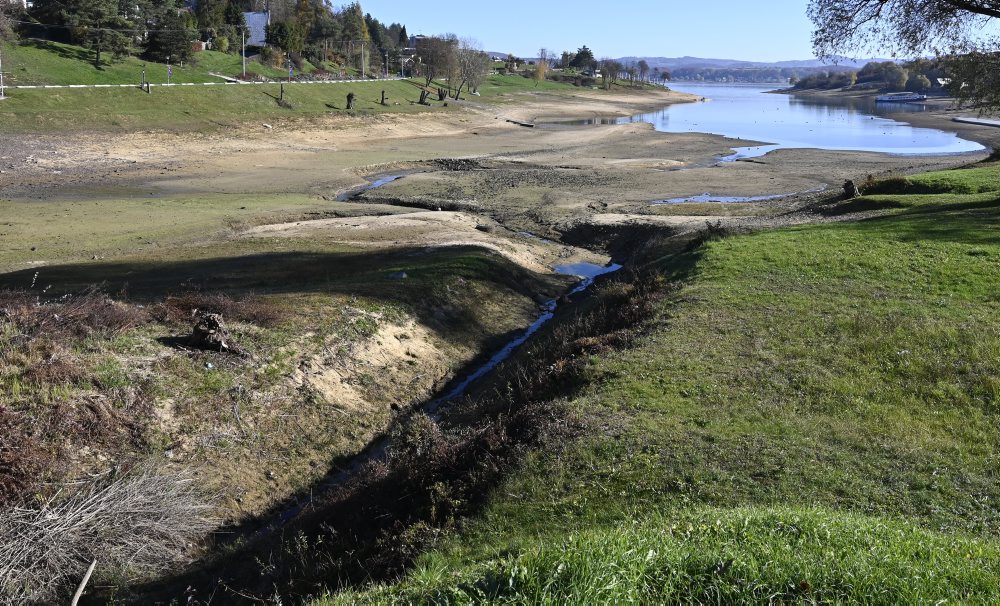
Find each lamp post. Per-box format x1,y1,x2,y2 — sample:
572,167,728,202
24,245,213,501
166,55,172,84
384,51,388,78
241,28,246,79
1,47,7,100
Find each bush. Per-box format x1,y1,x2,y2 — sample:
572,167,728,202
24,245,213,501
153,292,285,327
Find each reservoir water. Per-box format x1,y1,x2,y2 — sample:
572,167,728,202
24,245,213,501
560,83,985,159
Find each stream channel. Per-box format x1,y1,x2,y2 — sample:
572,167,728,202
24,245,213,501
267,177,623,526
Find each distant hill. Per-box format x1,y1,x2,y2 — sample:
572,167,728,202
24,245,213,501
615,56,895,70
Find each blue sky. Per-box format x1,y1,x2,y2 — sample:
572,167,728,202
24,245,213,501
361,0,821,61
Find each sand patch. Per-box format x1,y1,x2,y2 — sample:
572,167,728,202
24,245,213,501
291,319,448,416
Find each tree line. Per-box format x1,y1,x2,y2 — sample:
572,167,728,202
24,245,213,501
790,59,944,93
670,66,849,84
509,45,671,90
5,0,410,76
808,0,1000,109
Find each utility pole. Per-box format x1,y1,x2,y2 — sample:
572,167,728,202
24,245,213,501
241,29,246,79
0,47,6,100
167,55,172,84
384,51,388,78
361,40,365,78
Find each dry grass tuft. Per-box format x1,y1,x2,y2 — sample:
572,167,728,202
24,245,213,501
0,465,215,605
0,287,149,340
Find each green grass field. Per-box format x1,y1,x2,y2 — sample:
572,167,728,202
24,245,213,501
1,39,314,85
0,77,445,132
0,40,584,132
323,163,1000,603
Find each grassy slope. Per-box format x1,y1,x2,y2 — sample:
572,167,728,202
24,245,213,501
1,39,310,85
327,164,1000,603
0,78,441,132
0,40,582,132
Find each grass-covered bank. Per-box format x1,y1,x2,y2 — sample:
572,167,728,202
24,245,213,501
0,78,441,133
0,38,589,132
321,161,1000,603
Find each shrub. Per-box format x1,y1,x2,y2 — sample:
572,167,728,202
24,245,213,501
153,292,285,327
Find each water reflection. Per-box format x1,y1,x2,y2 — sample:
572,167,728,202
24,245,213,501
544,84,984,158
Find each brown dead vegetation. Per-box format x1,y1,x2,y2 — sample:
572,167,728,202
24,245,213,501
153,292,286,328
0,288,158,505
0,287,149,340
0,465,214,605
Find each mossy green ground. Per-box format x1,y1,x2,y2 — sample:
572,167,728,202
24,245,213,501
0,192,330,272
325,164,1000,603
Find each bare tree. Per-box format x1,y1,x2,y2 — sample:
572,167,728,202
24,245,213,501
454,38,491,98
599,57,621,89
414,35,457,103
534,47,550,87
809,0,1000,58
414,35,454,87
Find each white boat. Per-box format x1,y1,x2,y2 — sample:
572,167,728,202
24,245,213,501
875,92,928,103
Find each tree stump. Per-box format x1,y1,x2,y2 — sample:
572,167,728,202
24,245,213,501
381,90,387,106
190,312,238,353
346,92,356,110
843,179,861,199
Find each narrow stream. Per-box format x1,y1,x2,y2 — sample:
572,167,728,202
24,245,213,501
428,262,623,412
275,261,622,525
335,173,408,201
655,185,828,204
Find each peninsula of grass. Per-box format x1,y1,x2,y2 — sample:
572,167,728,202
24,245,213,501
324,161,1000,603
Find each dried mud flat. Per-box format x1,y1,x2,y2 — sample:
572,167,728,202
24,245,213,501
2,87,993,257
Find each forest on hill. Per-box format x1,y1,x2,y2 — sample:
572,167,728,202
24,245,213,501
3,0,408,76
